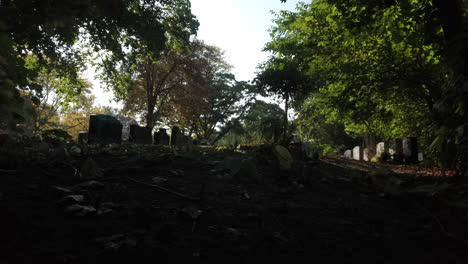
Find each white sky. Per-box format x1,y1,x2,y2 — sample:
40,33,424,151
85,0,304,108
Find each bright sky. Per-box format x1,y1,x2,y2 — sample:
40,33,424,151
87,0,304,108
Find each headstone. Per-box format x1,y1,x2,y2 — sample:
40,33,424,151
272,145,294,170
376,142,385,157
181,135,193,151
403,137,418,163
78,131,88,145
394,138,403,155
344,149,352,159
170,126,182,147
154,128,170,145
88,114,122,144
363,148,369,161
121,119,138,140
129,125,152,144
352,146,362,161
418,152,424,162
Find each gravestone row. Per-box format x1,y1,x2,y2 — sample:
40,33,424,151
343,137,422,163
80,114,195,149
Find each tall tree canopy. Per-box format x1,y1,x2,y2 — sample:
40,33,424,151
0,0,198,132
264,0,467,171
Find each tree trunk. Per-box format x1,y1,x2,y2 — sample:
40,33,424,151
433,0,468,173
283,93,289,143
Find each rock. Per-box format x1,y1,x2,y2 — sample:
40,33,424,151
59,195,85,205
95,234,137,252
170,126,182,147
65,204,97,216
36,142,50,154
80,157,102,179
51,186,73,197
272,145,294,170
226,227,242,240
50,147,70,160
129,125,152,144
78,131,88,144
88,114,122,144
154,128,170,145
73,180,105,190
69,145,81,156
181,205,203,220
152,177,168,185
169,169,184,177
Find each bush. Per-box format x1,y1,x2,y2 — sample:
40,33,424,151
41,129,73,146
378,152,391,162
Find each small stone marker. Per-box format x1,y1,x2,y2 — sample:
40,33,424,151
394,138,403,156
376,142,385,157
403,137,418,163
363,148,369,161
170,126,182,147
344,150,352,159
154,128,170,145
78,131,88,145
418,152,424,162
273,145,294,170
88,115,122,144
184,135,193,150
129,125,152,144
353,146,362,161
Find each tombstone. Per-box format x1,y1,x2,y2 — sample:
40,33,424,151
394,138,403,155
78,131,88,145
170,126,182,147
154,128,170,145
121,119,138,140
363,148,369,161
88,114,122,144
376,142,385,157
344,149,353,159
418,152,424,162
403,137,418,163
181,135,194,151
129,125,152,144
352,146,362,161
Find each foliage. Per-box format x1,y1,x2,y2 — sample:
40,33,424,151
0,0,198,131
264,0,467,171
242,100,285,144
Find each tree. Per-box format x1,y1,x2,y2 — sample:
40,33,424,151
264,0,449,161
242,100,285,144
114,40,220,131
0,0,198,132
193,74,255,142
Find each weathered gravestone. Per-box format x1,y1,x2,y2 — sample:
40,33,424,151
353,146,362,161
403,137,418,163
344,149,352,159
376,142,385,157
273,145,294,170
88,115,122,144
418,152,424,162
181,135,193,151
363,148,369,161
154,128,170,145
129,125,152,144
78,131,88,145
170,126,183,147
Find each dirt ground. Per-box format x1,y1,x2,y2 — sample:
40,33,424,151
1,144,468,263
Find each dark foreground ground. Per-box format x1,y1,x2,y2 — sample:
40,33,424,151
1,145,468,263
